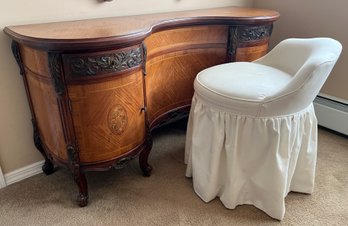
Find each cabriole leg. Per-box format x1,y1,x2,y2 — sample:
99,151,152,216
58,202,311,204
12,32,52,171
139,133,153,177
73,170,88,207
67,145,88,207
33,121,54,175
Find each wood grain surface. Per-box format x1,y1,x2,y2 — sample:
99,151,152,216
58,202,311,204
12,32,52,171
4,7,279,50
144,25,228,124
68,70,146,163
24,70,67,160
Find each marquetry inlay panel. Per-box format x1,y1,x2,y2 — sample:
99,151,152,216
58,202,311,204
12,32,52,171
108,104,128,135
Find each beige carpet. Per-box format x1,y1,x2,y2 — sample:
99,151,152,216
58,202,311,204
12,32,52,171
0,122,347,225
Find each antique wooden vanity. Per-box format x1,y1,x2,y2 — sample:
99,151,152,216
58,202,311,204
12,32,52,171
4,7,279,206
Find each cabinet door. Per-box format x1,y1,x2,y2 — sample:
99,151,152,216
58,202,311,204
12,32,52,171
63,46,146,164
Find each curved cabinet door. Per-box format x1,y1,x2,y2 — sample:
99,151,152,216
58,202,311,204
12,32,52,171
63,47,146,164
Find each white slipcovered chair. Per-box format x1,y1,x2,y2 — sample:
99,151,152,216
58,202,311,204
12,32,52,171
185,38,342,220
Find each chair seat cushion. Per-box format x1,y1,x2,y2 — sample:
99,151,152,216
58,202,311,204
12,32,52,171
195,62,292,102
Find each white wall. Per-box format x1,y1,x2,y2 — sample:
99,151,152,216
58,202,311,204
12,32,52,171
254,0,348,101
0,0,252,175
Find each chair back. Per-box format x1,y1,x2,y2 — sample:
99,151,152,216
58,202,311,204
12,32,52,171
255,38,342,116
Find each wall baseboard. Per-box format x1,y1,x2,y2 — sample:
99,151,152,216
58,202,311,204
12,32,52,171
4,160,44,187
314,95,348,136
0,167,6,189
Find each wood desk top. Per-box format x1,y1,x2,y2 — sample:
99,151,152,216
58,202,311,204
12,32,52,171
4,7,279,50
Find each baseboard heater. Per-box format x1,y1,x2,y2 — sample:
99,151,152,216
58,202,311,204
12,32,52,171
313,95,348,136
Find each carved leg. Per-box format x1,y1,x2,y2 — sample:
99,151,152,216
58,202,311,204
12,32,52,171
73,170,89,207
33,121,54,175
139,134,153,177
67,145,89,207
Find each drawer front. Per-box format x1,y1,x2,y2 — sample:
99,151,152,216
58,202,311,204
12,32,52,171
145,25,229,59
62,44,145,83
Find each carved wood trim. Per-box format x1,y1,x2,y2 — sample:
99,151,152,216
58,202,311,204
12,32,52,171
49,53,78,152
140,42,152,176
142,42,147,76
227,26,239,62
48,52,65,95
32,119,55,174
237,24,273,42
112,156,135,169
67,144,81,179
64,46,143,77
227,24,273,61
67,144,88,207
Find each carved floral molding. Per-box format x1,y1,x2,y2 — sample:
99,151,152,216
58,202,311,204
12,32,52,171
65,47,143,77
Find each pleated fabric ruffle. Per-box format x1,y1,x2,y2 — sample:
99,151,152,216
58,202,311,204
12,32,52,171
185,94,318,220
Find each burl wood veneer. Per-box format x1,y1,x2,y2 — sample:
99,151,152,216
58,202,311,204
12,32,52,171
4,7,279,206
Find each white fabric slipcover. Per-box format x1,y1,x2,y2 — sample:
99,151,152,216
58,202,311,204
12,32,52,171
185,38,342,220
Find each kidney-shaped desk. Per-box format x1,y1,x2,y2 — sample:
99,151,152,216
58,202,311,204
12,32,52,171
4,7,279,206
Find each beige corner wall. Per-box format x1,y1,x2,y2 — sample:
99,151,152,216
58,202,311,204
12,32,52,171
0,0,253,174
254,0,348,101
